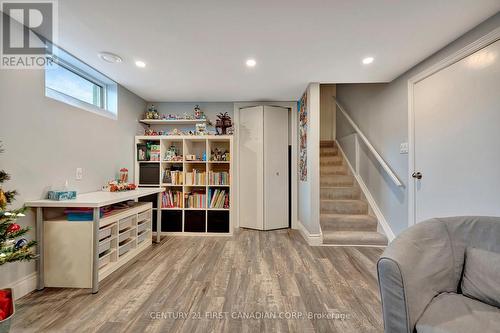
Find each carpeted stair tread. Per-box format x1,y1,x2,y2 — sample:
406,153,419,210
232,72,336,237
321,199,368,214
320,214,377,232
322,231,388,246
321,186,360,200
321,175,354,186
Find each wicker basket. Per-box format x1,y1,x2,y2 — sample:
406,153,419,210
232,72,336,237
0,288,14,333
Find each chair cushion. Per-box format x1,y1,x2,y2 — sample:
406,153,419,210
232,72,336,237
416,293,500,333
461,247,500,308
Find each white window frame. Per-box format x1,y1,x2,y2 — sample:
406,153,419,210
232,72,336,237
45,45,118,119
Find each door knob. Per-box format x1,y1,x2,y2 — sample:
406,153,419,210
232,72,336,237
412,172,422,180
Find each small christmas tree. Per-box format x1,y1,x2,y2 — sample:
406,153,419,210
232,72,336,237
0,142,36,265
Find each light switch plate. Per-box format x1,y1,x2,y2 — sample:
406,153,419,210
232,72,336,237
400,143,409,154
76,168,83,180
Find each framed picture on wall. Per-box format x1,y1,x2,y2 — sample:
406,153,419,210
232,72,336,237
299,92,308,181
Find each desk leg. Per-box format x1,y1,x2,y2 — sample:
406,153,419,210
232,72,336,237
36,207,44,291
156,192,161,243
92,207,100,294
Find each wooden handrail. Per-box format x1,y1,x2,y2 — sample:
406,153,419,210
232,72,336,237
333,97,404,188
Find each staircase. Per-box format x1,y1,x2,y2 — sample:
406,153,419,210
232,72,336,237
320,141,388,246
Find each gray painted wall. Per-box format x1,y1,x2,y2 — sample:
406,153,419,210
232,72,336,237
336,12,500,235
0,68,146,290
298,83,321,235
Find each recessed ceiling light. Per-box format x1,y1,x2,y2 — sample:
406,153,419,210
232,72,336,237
135,60,146,68
98,52,122,63
246,59,256,67
362,57,374,65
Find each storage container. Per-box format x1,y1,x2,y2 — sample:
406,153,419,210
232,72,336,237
119,228,135,243
98,250,113,269
98,238,112,255
138,210,151,223
137,230,149,244
98,224,114,240
119,240,133,256
119,215,135,232
137,220,149,234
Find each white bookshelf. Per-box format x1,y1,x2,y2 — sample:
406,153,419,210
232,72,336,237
134,135,233,235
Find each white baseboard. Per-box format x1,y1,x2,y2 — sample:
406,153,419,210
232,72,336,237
296,220,322,246
335,140,395,243
2,272,37,300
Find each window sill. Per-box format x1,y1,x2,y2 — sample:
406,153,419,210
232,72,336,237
46,88,117,120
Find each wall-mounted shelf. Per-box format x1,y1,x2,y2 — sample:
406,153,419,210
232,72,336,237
139,119,208,125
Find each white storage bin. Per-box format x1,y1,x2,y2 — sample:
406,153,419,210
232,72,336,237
119,215,135,232
137,220,149,234
137,230,149,244
119,240,133,256
98,224,114,241
98,238,112,255
119,228,135,243
138,210,151,222
99,250,113,269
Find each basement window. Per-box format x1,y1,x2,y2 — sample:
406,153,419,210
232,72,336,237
45,45,118,119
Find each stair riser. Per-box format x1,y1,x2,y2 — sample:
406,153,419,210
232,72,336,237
320,141,335,148
320,220,376,232
321,201,368,214
320,188,360,200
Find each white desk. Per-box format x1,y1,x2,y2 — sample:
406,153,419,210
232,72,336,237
26,188,163,293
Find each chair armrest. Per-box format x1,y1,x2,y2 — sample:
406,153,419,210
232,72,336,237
377,219,458,333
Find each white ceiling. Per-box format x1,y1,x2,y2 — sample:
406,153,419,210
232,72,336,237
55,0,500,102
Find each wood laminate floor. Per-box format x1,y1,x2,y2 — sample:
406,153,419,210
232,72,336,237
12,229,384,333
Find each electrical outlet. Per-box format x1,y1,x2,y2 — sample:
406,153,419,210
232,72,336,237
76,168,83,180
400,142,409,154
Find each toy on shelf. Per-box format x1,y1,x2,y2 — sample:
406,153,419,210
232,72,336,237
215,113,233,135
196,123,207,135
164,145,183,161
102,180,137,192
145,105,159,119
210,148,230,161
194,105,205,119
119,168,128,183
150,144,161,161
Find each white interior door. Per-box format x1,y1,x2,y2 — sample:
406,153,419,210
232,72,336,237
264,106,289,230
239,106,264,230
413,39,500,223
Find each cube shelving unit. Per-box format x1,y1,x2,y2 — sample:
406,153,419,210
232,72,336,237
134,135,233,236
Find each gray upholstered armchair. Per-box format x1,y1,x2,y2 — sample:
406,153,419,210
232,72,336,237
377,216,500,333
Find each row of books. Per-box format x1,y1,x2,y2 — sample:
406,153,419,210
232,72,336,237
207,171,230,185
185,190,206,208
162,190,183,208
185,169,206,185
163,170,183,185
208,189,230,209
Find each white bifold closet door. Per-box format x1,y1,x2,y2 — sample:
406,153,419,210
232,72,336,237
239,105,288,230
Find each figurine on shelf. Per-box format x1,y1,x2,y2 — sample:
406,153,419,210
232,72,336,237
145,105,159,119
194,105,205,120
165,145,177,161
145,127,156,136
196,123,207,135
171,128,182,136
215,112,232,135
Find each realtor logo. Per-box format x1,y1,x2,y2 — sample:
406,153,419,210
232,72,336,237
1,0,57,68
